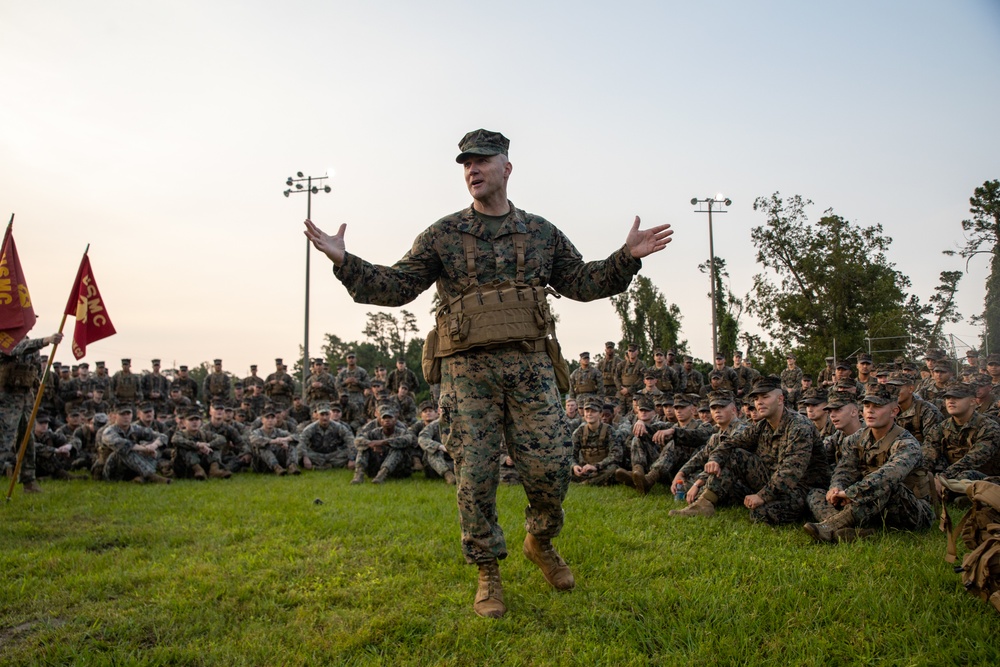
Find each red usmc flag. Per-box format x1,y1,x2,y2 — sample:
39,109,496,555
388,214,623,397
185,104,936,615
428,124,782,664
64,254,116,359
0,221,37,353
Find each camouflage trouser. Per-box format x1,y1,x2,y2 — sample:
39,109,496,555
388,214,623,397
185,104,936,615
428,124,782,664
0,392,36,483
571,466,620,486
252,445,298,472
440,348,571,565
705,448,807,525
629,435,660,470
807,482,934,530
649,439,701,478
356,446,410,479
299,447,350,470
35,445,73,478
103,448,157,481
172,448,223,478
424,448,454,478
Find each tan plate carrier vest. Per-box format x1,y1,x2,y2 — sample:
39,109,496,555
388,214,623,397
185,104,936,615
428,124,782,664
422,233,570,391
855,423,932,502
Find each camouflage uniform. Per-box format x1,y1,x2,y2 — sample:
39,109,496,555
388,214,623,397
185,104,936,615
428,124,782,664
263,369,296,410
0,336,50,485
648,418,714,479
109,369,143,407
34,428,72,479
354,418,415,480
249,425,299,472
203,419,250,472
299,418,355,469
598,352,621,402
336,366,370,420
896,397,943,444
707,407,831,524
570,421,624,485
305,370,339,407
170,427,226,478
171,376,199,403
142,371,171,414
568,365,603,404
780,366,803,392
100,423,163,481
807,425,933,530
923,412,1000,480
678,419,749,484
646,363,676,395
616,357,647,408
386,366,419,394
417,419,455,479
203,371,232,407
331,201,641,563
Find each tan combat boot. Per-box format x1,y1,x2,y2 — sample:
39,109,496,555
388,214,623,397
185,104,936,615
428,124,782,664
350,469,365,484
614,468,636,487
804,507,855,544
669,489,717,517
523,534,575,591
22,480,43,494
474,560,506,618
208,462,231,479
640,469,660,495
287,463,301,475
146,474,172,485
372,468,389,484
272,465,286,476
444,470,457,485
192,464,208,481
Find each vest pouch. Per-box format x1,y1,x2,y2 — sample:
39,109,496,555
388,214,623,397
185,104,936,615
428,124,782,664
422,330,442,385
545,336,570,394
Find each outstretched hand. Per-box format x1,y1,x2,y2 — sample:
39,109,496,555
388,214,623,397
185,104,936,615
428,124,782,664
304,219,347,266
625,216,673,259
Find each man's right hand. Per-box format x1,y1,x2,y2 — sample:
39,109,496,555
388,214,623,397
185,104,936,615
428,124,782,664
704,460,720,475
304,219,347,267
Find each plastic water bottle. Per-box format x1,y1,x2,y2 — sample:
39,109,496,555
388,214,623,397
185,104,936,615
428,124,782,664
674,482,685,501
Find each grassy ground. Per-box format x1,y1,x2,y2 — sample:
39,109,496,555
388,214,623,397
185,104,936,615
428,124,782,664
1,471,997,666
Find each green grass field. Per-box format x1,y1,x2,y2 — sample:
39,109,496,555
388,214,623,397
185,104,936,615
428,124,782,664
1,472,997,666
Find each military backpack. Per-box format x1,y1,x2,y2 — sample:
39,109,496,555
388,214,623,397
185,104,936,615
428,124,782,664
941,479,1000,614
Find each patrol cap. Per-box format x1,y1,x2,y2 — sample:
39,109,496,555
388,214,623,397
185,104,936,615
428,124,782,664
799,388,829,405
862,384,898,406
275,358,283,365
235,409,248,419
653,348,664,356
644,372,658,380
346,351,356,358
67,408,82,417
60,366,71,374
315,403,332,413
835,361,851,370
987,353,1000,365
747,375,783,397
211,401,227,410
116,405,133,414
824,392,857,410
858,353,872,364
261,407,277,417
138,403,154,413
35,413,51,424
825,356,835,362
715,353,725,360
672,393,692,407
660,395,674,406
683,355,693,362
583,398,603,411
185,410,203,421
579,351,590,359
966,348,980,358
213,359,222,365
709,370,724,380
969,373,992,388
933,360,954,372
635,395,656,411
419,400,437,411
942,382,974,399
924,349,943,361
95,361,105,368
667,348,678,355
455,129,510,163
78,362,89,369
92,385,104,393
93,413,109,426
121,358,130,365
885,371,913,386
875,366,891,377
785,352,797,360
377,404,397,418
627,344,638,352
152,359,161,365
234,382,244,389
250,364,258,370
733,350,743,358
708,390,735,407
654,396,668,407
605,341,615,348
179,365,189,371
698,400,711,412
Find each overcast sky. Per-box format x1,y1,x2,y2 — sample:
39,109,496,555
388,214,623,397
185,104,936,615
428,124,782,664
2,0,998,376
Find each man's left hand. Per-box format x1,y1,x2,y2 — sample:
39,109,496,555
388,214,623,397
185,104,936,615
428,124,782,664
744,494,764,510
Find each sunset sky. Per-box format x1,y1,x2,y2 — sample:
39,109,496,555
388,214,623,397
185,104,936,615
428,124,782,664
2,0,998,376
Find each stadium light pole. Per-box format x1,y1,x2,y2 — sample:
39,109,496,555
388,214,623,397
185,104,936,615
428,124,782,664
691,195,731,358
284,171,332,398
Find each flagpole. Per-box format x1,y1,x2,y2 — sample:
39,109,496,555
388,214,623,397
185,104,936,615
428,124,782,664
6,245,88,501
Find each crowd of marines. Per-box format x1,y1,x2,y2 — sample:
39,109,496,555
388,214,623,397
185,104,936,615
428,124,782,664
7,339,999,542
1,351,455,490
565,341,1000,542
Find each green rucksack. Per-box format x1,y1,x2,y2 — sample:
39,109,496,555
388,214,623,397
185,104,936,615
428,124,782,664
941,479,1000,614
